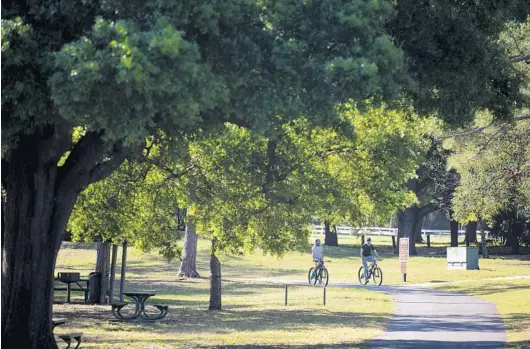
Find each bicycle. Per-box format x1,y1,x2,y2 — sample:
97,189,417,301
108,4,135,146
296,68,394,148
308,260,329,287
358,259,383,286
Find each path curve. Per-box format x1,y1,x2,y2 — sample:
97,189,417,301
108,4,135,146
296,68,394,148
366,286,505,349
226,277,514,348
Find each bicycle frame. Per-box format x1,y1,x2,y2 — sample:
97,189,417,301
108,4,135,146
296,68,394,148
366,261,377,278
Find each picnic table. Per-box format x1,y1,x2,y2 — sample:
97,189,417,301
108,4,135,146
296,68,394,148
54,272,88,303
111,291,168,320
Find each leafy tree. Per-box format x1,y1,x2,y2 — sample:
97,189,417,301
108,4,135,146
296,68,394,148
3,0,528,346
390,0,529,124
2,0,407,345
182,104,426,308
395,12,530,254
446,18,530,255
448,115,530,254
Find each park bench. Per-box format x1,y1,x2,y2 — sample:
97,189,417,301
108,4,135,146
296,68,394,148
58,332,83,349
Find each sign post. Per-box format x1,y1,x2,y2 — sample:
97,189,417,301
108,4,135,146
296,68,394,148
399,238,409,282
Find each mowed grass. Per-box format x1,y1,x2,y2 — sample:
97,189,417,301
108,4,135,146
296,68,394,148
434,279,530,349
54,242,393,348
214,235,530,285
54,235,530,348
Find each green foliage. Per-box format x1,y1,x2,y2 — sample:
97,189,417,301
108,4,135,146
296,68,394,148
447,19,530,223
68,154,189,259
70,104,428,259
3,0,408,151
391,0,529,124
448,118,530,223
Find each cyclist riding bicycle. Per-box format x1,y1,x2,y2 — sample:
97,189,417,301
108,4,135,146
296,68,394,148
360,237,380,284
311,239,323,279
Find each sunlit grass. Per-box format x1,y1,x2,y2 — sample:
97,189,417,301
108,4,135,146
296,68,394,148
53,276,393,348
54,235,530,348
54,241,394,348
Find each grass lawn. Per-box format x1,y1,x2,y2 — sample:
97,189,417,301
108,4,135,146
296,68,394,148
433,279,530,349
54,241,393,348
53,235,530,348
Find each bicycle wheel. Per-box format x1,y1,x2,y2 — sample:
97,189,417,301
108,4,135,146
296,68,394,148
308,267,315,285
358,266,367,285
372,267,383,286
319,267,329,287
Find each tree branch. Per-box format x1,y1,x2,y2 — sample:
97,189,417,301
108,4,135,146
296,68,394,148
510,55,530,63
441,114,530,140
87,146,128,185
419,203,439,218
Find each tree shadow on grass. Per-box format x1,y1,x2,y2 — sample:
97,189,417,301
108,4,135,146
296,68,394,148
54,305,389,334
503,313,530,336
441,282,530,296
506,340,530,349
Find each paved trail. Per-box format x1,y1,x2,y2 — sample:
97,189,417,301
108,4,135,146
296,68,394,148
226,276,525,349
366,286,505,349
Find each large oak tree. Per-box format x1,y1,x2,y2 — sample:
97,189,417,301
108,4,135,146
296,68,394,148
2,1,406,347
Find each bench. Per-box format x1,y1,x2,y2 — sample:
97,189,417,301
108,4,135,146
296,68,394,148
151,304,169,319
52,317,66,330
110,302,127,316
59,333,82,349
153,304,169,312
110,302,127,311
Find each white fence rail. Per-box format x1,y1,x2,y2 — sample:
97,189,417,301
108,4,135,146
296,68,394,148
311,225,489,238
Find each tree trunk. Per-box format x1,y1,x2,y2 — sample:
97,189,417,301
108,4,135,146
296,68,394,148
414,217,423,244
450,219,459,247
2,126,127,348
96,241,111,304
324,221,338,246
397,206,420,255
465,221,477,246
2,131,75,349
109,244,118,303
479,219,488,258
177,218,200,278
505,215,520,255
209,239,222,310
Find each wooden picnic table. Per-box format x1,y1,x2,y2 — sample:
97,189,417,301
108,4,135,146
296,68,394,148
111,291,168,320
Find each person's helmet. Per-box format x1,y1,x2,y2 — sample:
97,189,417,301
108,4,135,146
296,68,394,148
315,239,321,246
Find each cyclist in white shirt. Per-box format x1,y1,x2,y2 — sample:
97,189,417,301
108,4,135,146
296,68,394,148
311,239,324,279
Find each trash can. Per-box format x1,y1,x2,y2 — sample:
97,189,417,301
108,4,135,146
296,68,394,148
447,247,479,270
87,272,102,304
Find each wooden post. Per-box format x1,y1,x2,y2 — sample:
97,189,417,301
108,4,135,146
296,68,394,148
361,235,365,244
323,287,326,306
109,244,118,303
392,236,396,249
284,285,288,306
427,234,431,248
119,241,128,302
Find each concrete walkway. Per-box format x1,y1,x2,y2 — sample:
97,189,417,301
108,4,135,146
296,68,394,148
366,286,506,349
